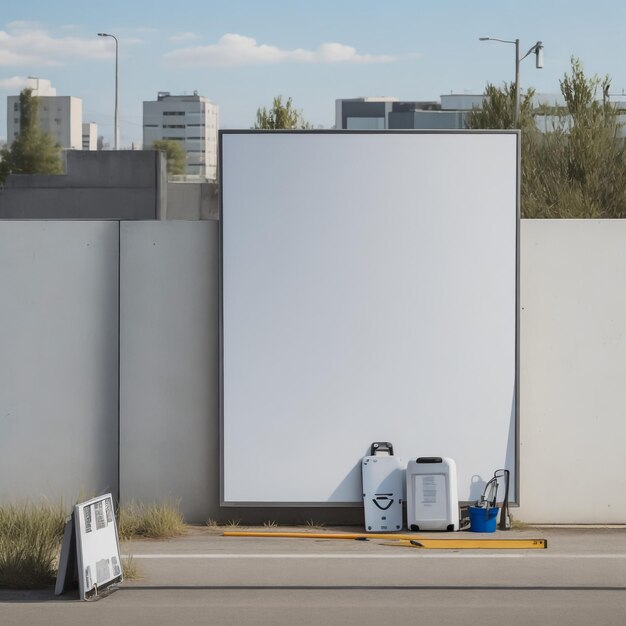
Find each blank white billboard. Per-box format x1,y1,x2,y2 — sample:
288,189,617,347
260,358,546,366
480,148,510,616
221,131,518,505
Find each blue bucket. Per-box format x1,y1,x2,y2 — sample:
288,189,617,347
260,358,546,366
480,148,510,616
469,506,499,533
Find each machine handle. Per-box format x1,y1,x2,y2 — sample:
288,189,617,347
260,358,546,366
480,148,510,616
373,497,394,511
370,442,394,456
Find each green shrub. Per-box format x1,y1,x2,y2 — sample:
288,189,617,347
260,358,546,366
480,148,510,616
467,57,626,219
0,504,65,589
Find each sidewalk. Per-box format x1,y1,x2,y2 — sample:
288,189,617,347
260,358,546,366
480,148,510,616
2,526,626,625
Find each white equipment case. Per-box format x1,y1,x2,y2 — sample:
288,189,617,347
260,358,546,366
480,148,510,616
406,457,459,531
361,442,404,532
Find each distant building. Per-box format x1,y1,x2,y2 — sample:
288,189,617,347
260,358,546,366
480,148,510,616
334,96,399,130
7,78,94,150
336,92,626,137
439,94,486,111
82,123,97,150
143,92,219,180
335,95,486,131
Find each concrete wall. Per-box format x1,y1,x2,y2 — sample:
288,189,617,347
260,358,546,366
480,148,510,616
0,151,166,220
2,219,626,523
517,220,626,523
165,181,218,220
119,221,219,522
0,151,220,221
0,222,119,505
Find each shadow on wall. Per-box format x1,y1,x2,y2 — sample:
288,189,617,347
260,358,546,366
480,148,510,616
166,181,218,220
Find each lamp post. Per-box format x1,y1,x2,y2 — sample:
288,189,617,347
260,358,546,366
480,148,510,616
27,76,40,92
479,37,543,128
98,32,119,150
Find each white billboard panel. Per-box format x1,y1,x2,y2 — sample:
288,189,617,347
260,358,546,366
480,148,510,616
221,131,518,505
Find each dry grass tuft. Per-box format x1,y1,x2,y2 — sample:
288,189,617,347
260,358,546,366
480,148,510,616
121,554,141,580
224,519,241,529
305,519,325,530
510,516,530,530
0,504,66,589
118,502,185,540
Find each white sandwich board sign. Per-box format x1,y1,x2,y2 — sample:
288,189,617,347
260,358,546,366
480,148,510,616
55,493,123,600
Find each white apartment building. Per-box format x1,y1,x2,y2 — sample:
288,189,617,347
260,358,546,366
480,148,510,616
143,92,219,180
82,123,97,150
7,78,90,150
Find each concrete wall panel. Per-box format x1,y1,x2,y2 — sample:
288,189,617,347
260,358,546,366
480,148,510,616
119,221,219,523
0,221,119,505
518,220,626,523
0,151,164,220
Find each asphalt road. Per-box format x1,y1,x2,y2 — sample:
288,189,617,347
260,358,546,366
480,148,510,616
2,527,626,625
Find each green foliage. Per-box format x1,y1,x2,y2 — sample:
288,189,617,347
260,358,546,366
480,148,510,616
0,89,63,184
467,58,626,218
151,139,186,176
255,95,312,129
560,58,610,117
466,82,536,131
117,502,185,540
525,58,626,218
0,504,66,589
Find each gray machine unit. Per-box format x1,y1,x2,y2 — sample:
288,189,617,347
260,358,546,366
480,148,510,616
406,456,459,531
361,442,404,532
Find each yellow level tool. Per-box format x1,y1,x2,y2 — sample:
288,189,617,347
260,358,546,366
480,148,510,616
386,538,547,550
223,530,547,549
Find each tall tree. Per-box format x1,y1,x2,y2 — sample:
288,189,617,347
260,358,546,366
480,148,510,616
466,82,536,131
0,88,63,183
525,58,626,218
466,59,626,218
255,96,312,129
151,139,186,176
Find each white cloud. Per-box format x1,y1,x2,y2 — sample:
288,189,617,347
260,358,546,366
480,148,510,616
0,23,115,67
0,75,28,90
117,37,144,46
7,20,41,31
130,26,158,34
164,33,398,67
169,31,199,44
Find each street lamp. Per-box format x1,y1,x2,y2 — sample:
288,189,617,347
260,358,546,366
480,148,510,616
98,32,119,150
27,76,40,92
479,37,543,128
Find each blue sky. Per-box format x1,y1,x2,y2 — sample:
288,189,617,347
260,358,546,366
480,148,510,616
2,0,626,146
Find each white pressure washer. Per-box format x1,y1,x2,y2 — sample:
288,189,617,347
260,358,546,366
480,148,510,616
406,457,459,531
361,442,404,532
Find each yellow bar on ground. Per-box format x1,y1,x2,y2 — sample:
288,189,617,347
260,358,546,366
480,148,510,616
222,530,547,549
389,538,548,550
